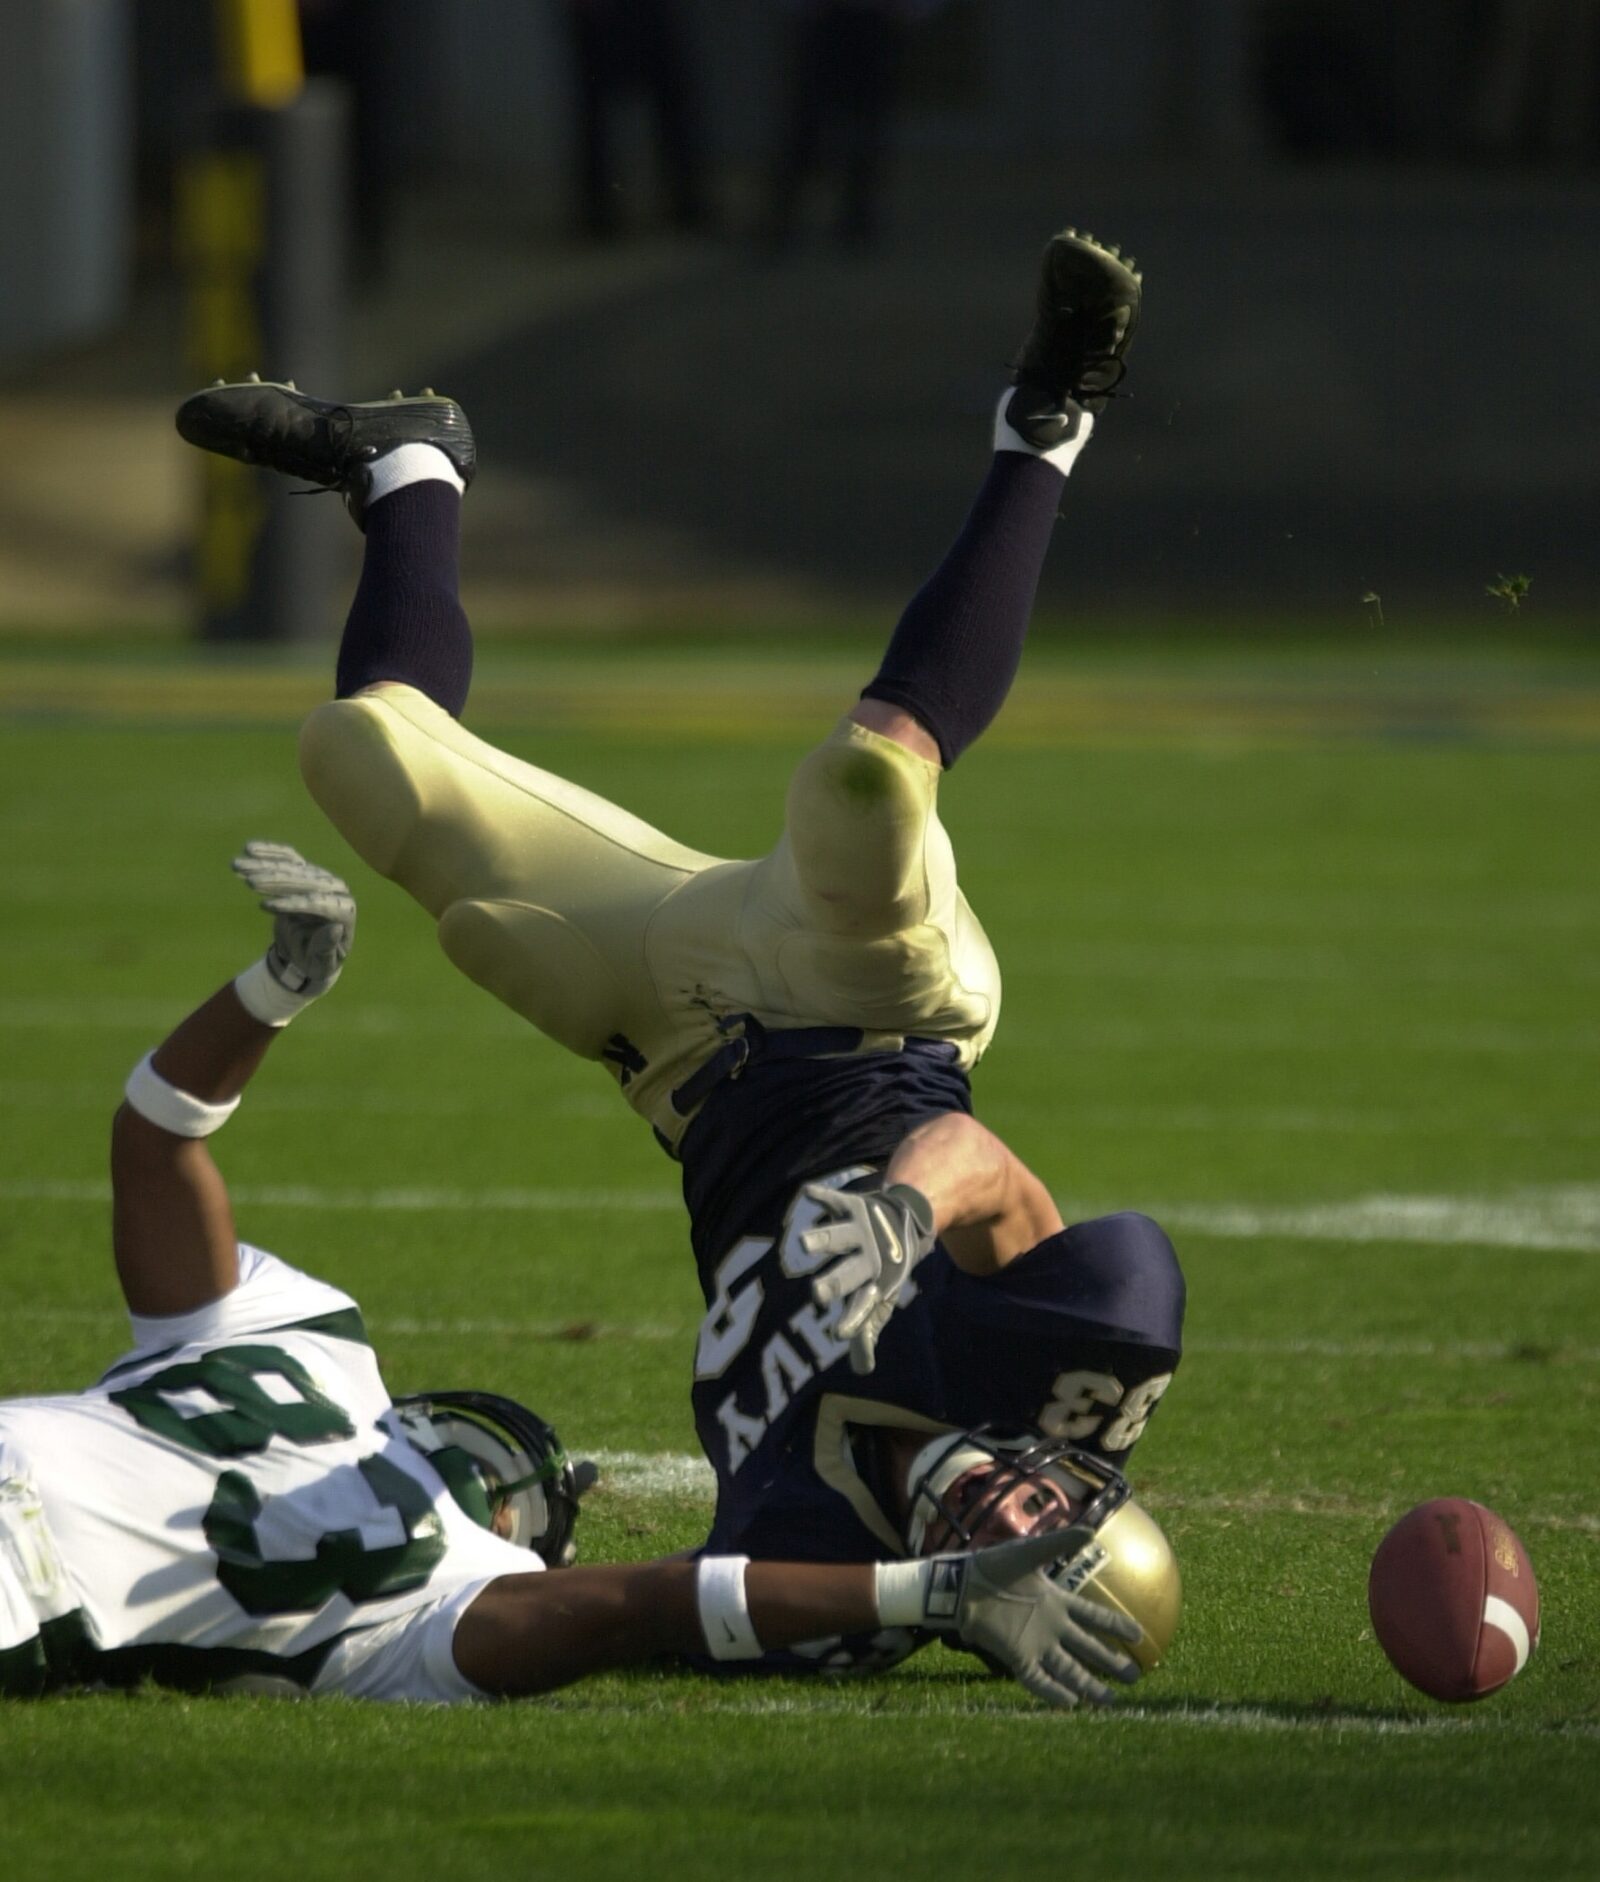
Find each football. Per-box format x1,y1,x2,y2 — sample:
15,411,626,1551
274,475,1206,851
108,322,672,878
1367,1499,1539,1702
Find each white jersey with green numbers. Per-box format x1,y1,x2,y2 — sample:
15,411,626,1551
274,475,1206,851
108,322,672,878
0,1245,538,1699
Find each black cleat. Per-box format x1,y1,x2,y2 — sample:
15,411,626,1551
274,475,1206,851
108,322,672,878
1006,228,1142,447
174,376,476,525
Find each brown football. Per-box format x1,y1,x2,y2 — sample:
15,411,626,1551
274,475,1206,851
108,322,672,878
1368,1499,1539,1701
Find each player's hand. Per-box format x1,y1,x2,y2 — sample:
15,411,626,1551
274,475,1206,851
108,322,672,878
800,1182,936,1375
232,840,356,1000
944,1527,1142,1709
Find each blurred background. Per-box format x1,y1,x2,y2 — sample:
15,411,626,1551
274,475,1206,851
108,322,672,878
0,0,1597,641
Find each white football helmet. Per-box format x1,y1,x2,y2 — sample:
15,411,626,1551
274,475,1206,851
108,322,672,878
392,1390,595,1565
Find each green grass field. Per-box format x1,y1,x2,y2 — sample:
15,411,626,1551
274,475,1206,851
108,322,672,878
2,637,1597,1880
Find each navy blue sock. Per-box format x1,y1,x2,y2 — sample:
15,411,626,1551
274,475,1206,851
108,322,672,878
860,451,1065,766
334,483,473,717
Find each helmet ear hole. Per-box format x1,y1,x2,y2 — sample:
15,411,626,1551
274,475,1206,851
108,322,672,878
391,1391,593,1566
902,1426,1182,1672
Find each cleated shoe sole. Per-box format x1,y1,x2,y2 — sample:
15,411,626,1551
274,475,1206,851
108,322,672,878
1007,228,1142,444
175,377,476,523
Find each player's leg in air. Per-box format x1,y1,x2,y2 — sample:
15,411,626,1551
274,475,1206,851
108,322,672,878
724,225,1142,1112
174,230,1181,1693
177,371,730,1117
667,232,1187,1679
171,230,1139,1172
630,233,1184,1677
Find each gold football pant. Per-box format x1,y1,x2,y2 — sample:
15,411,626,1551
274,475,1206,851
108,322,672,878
299,684,1000,1149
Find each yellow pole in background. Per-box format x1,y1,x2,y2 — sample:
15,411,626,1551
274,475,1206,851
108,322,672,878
186,0,345,638
214,0,305,108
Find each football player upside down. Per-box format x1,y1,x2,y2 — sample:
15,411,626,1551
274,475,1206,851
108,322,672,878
1,848,1147,1706
175,228,1184,1689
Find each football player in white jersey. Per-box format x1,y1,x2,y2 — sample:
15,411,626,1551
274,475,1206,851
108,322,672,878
0,844,1142,1707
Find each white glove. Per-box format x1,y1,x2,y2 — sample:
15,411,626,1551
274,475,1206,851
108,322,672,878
801,1181,937,1374
878,1526,1143,1710
230,841,356,1025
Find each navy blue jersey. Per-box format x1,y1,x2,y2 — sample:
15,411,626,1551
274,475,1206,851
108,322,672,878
689,1164,1185,1566
675,1042,1183,1684
677,1041,973,1269
683,1185,1184,1679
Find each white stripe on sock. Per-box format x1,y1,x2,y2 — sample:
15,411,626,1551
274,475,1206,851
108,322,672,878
992,387,1095,474
365,442,465,506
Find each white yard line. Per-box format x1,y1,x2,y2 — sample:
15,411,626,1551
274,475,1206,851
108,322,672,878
1185,1334,1600,1363
8,1177,1600,1250
1029,940,1600,988
584,1454,1600,1535
5,994,1596,1054
0,1080,624,1121
1058,1018,1600,1055
591,1450,718,1496
377,1315,682,1340
1050,888,1600,937
0,1178,676,1214
1154,1186,1600,1253
1110,1704,1600,1742
9,1304,1592,1366
6,1304,689,1341
13,1080,1600,1144
1031,1102,1600,1142
650,1695,1600,1741
0,995,523,1040
1143,1490,1600,1535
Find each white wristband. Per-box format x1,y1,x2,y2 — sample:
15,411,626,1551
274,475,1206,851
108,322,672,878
993,387,1096,473
124,1052,241,1138
874,1557,966,1630
873,1559,930,1628
233,956,310,1028
696,1555,763,1661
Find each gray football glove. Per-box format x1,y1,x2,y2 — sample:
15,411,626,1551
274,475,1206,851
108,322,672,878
934,1527,1143,1710
231,840,356,1001
801,1181,937,1375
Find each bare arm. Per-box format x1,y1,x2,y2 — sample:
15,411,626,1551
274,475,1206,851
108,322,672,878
884,1111,1063,1274
801,1113,1063,1372
109,842,355,1318
111,987,280,1317
455,1533,1140,1709
453,1559,878,1696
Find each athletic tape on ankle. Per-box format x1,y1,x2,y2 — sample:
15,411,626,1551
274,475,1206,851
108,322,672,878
124,1052,241,1139
873,1559,933,1628
992,388,1095,474
233,956,311,1028
365,443,465,506
696,1555,763,1661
